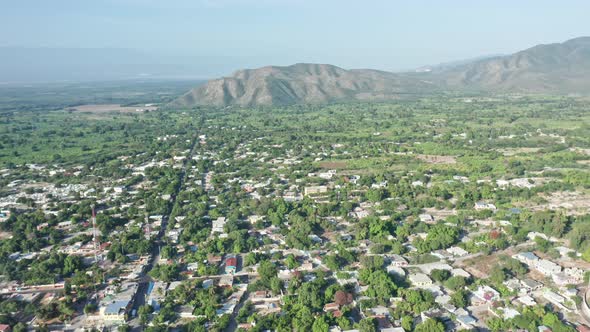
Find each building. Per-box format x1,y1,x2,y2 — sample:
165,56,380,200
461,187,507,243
473,285,500,304
513,252,539,266
534,259,561,276
543,290,565,306
148,282,167,312
419,214,434,223
409,273,433,288
219,275,233,288
304,186,328,196
225,255,238,274
389,255,408,267
474,202,497,211
98,283,138,324
211,217,227,235
447,246,469,257
521,279,543,292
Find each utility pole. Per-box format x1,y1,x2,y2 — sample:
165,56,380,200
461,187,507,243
92,204,100,264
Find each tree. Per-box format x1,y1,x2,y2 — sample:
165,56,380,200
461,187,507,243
292,304,314,331
444,276,466,291
450,289,469,307
358,318,377,332
312,315,330,332
430,269,451,282
117,325,131,332
258,260,277,283
138,305,153,326
83,303,97,314
415,318,444,332
489,265,507,284
401,316,413,331
13,323,27,332
63,255,82,275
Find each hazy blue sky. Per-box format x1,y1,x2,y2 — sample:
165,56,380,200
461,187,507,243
1,0,589,79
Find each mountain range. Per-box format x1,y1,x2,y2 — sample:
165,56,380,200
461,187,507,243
172,36,590,107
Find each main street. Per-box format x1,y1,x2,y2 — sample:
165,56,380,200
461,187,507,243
128,134,199,330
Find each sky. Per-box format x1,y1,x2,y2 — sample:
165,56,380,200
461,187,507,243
1,0,589,81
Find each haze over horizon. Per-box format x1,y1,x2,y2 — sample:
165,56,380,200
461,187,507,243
1,0,589,83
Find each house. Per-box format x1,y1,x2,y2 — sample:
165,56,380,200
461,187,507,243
304,186,328,196
187,262,199,272
473,286,500,304
409,273,432,288
178,305,196,319
513,252,539,266
207,255,223,265
521,279,543,292
553,272,579,286
527,232,549,241
219,275,233,288
503,279,522,293
248,215,264,224
211,217,227,235
324,302,340,313
252,290,269,301
474,202,496,211
237,323,253,330
447,246,469,257
100,300,132,322
456,315,477,329
202,279,214,289
451,268,471,278
225,255,238,274
99,282,138,323
386,265,406,278
534,259,561,276
297,261,313,271
0,324,11,332
389,254,408,267
517,295,537,306
148,282,167,312
419,214,434,224
543,290,565,306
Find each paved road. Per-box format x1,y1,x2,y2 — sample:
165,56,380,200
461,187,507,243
129,135,199,330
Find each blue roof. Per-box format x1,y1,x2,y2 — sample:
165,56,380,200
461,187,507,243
457,315,476,325
519,252,538,260
104,300,130,315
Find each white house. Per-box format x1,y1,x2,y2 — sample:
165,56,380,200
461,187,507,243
409,273,433,288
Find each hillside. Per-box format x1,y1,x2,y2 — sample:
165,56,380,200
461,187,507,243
171,63,435,107
174,37,590,107
429,36,590,92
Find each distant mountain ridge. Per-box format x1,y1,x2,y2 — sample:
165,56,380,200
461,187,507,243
431,36,590,92
172,63,435,107
173,36,590,107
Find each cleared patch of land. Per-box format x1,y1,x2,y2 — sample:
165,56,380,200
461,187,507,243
497,147,541,156
69,104,158,113
318,161,348,169
519,191,590,215
415,154,456,164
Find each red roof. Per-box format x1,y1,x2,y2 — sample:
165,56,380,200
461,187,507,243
0,324,11,332
226,257,237,267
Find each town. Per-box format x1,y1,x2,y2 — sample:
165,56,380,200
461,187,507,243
0,95,589,332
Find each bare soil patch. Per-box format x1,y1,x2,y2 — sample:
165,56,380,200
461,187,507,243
318,161,348,169
518,191,590,216
69,104,158,113
497,147,541,156
415,154,456,164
